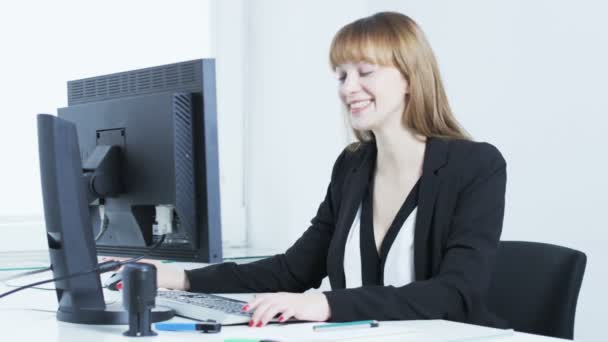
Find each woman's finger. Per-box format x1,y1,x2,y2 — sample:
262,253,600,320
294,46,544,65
258,303,284,327
244,293,272,312
278,307,295,323
250,298,275,326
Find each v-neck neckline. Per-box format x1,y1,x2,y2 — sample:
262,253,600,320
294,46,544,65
360,176,420,286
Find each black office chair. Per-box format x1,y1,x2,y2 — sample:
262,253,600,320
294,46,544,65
487,241,586,340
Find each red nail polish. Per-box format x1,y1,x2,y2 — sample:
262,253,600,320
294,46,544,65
248,320,253,327
256,321,263,327
242,305,249,312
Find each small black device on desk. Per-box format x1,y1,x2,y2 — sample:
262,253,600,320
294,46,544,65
122,263,159,337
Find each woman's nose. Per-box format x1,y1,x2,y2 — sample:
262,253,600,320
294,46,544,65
340,74,362,95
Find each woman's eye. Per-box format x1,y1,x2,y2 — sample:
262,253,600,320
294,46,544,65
359,70,373,77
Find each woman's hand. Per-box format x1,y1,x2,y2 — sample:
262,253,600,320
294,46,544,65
100,257,190,291
243,292,331,327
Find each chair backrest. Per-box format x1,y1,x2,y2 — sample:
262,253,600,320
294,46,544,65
487,241,586,340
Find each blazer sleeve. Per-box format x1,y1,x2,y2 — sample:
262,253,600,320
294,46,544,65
185,149,348,293
324,143,507,324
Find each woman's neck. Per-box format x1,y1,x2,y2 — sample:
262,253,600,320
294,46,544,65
373,124,426,180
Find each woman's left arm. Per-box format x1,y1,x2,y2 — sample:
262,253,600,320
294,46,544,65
324,143,507,324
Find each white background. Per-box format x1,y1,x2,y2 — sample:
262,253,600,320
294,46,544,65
0,0,247,246
0,1,606,340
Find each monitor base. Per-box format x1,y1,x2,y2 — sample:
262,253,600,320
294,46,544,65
56,303,174,325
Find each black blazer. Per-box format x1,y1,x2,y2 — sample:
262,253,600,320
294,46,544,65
186,137,508,328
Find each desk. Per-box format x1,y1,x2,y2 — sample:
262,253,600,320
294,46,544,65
1,252,568,342
0,282,568,342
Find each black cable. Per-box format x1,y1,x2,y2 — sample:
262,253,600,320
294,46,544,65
1,266,52,282
0,235,166,299
127,234,166,262
0,261,122,299
2,284,56,291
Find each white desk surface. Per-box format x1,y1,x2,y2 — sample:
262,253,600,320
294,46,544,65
0,255,568,342
0,285,568,341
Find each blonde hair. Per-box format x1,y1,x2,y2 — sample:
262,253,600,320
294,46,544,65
329,12,469,143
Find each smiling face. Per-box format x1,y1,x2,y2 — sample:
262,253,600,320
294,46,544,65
330,12,468,143
335,62,409,133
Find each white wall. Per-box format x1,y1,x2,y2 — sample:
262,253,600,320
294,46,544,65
0,0,248,249
213,0,248,246
236,0,366,249
232,1,607,340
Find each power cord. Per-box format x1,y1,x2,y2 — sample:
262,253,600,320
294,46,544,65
0,234,166,299
94,203,110,241
125,234,166,263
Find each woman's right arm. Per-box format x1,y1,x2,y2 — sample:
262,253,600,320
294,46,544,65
152,261,191,290
101,257,191,291
184,149,349,294
130,179,336,292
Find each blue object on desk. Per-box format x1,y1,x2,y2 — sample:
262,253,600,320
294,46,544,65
155,321,221,333
313,320,379,332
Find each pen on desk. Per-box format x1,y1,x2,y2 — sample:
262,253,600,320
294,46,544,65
312,320,379,332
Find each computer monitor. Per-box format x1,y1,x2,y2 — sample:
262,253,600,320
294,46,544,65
37,113,174,324
56,59,222,263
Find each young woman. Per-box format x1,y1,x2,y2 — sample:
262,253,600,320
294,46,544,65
153,12,507,329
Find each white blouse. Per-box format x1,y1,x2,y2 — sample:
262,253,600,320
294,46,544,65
343,205,417,288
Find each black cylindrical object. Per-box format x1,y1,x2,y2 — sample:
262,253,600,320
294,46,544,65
122,263,158,337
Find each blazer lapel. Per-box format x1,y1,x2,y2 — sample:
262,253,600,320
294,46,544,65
329,143,376,290
414,137,448,280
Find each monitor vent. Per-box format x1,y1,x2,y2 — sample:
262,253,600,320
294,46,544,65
172,93,196,244
97,246,204,262
68,60,202,105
